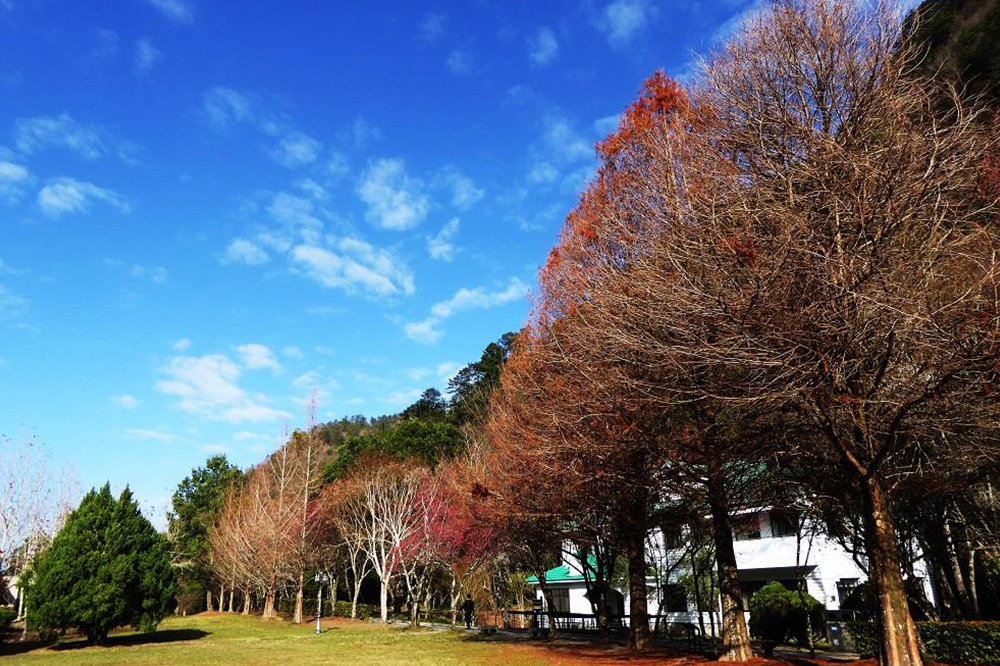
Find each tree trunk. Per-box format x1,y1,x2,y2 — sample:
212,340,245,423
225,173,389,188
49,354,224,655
380,578,389,623
707,459,753,662
242,586,251,615
352,575,362,618
263,581,276,619
863,475,923,666
625,523,652,652
218,583,224,612
293,572,304,623
206,588,213,613
690,545,707,640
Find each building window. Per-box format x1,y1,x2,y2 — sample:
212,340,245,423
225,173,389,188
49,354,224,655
661,584,688,612
662,524,685,550
837,578,859,605
548,588,571,613
733,514,761,541
769,510,799,538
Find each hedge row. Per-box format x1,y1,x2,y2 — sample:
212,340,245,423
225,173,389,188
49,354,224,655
846,621,1000,665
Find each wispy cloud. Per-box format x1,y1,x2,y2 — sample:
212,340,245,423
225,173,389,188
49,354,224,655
235,343,281,372
357,158,429,230
134,38,162,74
446,50,472,75
270,132,322,167
405,278,528,344
223,238,270,265
38,177,130,218
435,166,484,210
528,26,559,66
14,114,139,162
598,0,654,49
112,394,140,409
202,87,321,169
427,217,460,262
419,12,446,43
145,0,194,23
125,428,177,442
156,353,290,423
292,238,415,297
173,338,193,351
0,161,32,204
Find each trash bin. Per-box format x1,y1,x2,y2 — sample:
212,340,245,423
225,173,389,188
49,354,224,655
826,621,856,652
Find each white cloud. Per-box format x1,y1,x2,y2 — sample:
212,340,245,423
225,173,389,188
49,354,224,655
233,431,264,441
405,278,529,344
203,87,255,130
357,158,429,231
134,38,162,74
15,114,107,160
436,167,483,210
235,343,281,372
270,132,322,168
292,239,415,297
712,0,765,43
446,50,472,75
431,278,528,318
406,367,431,382
125,428,177,442
404,318,443,344
112,394,140,409
529,26,559,66
268,191,323,243
223,238,270,265
436,361,463,383
173,337,193,351
526,116,595,191
0,161,32,204
594,113,621,136
387,388,423,406
599,0,653,48
0,283,27,317
340,117,381,149
156,354,291,423
427,217,460,262
129,264,168,283
37,177,130,217
282,345,303,359
145,0,193,23
419,12,446,42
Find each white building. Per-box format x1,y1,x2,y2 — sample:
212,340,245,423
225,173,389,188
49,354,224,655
529,507,936,631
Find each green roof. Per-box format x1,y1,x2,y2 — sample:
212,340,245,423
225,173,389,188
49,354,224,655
526,554,599,584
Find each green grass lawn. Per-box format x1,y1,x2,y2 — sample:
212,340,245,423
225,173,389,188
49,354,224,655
0,614,553,666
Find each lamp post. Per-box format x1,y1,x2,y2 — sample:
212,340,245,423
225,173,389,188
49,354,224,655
314,571,329,635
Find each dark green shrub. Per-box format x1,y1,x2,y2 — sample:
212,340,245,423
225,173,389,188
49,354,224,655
28,484,177,645
0,606,17,631
332,600,377,619
920,621,1000,666
749,582,793,645
788,590,826,645
846,620,1000,665
845,620,878,657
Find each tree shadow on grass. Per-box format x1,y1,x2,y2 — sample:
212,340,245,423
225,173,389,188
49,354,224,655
0,628,210,655
53,629,211,650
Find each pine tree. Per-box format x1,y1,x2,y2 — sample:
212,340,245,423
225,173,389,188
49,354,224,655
28,484,176,645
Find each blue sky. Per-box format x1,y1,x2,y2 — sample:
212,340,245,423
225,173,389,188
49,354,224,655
0,0,795,525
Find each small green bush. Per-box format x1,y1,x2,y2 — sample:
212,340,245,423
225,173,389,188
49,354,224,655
749,582,826,648
0,606,17,631
749,582,793,644
846,620,1000,665
331,600,378,619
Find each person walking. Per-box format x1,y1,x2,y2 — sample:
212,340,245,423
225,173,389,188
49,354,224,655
463,595,475,629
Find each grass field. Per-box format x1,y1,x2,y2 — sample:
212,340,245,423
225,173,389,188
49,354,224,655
0,613,562,666
0,613,879,666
